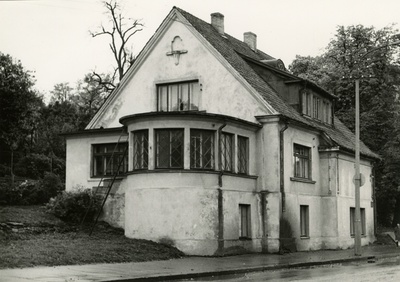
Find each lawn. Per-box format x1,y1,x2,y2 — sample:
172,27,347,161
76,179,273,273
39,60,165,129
0,206,184,269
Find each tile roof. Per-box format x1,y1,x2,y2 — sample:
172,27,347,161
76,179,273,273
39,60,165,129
175,7,379,160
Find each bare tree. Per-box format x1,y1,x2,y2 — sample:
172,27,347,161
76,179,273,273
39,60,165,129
90,0,143,91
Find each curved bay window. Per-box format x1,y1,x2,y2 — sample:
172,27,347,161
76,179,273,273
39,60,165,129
190,129,215,170
92,143,128,177
155,129,184,169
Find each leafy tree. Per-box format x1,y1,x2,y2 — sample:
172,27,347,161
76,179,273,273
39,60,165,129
0,52,43,185
71,73,109,128
49,82,74,104
90,0,143,91
289,25,400,226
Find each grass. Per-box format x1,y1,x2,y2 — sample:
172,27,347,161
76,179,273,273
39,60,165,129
0,206,184,269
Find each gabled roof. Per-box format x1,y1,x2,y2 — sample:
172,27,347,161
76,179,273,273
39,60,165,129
175,7,378,159
85,6,378,160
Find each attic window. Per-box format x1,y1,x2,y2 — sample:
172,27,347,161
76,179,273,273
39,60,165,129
157,81,200,112
301,91,332,124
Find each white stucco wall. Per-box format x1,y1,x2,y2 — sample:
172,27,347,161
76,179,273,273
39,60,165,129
92,15,269,130
65,132,128,228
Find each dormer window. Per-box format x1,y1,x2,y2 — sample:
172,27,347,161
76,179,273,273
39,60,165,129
301,91,332,124
157,80,200,112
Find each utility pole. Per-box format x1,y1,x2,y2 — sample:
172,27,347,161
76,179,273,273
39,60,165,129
354,78,361,256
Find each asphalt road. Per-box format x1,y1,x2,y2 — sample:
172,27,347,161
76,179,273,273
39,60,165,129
180,256,400,281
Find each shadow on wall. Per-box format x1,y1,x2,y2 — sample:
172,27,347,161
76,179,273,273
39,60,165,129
279,217,296,253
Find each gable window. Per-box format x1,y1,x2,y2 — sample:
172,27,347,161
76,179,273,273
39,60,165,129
301,91,332,124
350,207,366,236
155,129,184,169
220,132,234,172
133,130,149,170
237,136,249,174
294,144,311,179
92,143,128,177
300,205,309,237
190,129,214,169
157,81,200,112
239,204,251,239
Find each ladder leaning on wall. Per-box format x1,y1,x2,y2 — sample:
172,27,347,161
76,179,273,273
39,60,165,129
80,128,129,235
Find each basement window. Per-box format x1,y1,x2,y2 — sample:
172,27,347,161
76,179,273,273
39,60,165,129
300,205,309,238
239,204,251,239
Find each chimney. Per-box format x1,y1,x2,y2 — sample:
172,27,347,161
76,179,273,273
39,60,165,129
244,32,257,52
211,12,224,35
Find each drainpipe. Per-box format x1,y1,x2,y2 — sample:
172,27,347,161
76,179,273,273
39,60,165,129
217,122,226,255
280,121,289,212
218,123,227,187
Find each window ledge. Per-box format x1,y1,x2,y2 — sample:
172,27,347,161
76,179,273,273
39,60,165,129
127,169,258,179
300,236,310,240
351,235,367,238
239,237,252,241
290,177,316,184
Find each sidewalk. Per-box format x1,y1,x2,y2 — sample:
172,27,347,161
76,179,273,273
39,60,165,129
1,245,399,282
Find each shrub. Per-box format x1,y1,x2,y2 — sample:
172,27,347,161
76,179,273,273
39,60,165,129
0,173,63,205
46,187,102,223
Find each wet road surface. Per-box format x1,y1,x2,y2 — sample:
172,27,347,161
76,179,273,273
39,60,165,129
179,256,400,281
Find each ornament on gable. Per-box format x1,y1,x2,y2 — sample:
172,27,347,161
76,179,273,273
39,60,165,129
166,36,188,65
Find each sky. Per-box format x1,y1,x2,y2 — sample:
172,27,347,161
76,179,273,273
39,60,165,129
1,0,400,101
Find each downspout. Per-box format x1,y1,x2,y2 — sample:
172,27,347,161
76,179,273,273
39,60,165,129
218,123,227,187
217,122,227,255
280,121,289,212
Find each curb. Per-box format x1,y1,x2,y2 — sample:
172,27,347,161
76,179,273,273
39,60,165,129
104,252,400,282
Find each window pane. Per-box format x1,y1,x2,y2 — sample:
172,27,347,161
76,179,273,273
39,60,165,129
221,133,233,172
156,130,170,168
169,85,179,111
158,86,168,111
190,130,214,169
180,83,189,111
238,136,249,174
133,130,149,170
156,129,184,169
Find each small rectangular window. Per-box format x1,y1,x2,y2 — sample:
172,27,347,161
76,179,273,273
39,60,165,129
350,207,366,236
294,144,311,179
220,132,234,172
190,129,215,169
300,205,309,237
133,130,149,170
157,81,199,112
92,143,128,177
237,136,249,174
239,204,251,238
155,129,184,169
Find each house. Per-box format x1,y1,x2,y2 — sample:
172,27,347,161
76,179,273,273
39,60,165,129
64,7,379,256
